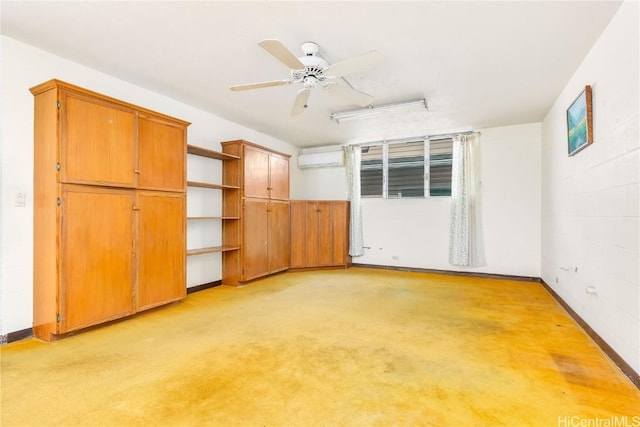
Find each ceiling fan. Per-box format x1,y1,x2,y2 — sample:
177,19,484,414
229,39,385,116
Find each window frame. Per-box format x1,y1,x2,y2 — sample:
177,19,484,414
359,138,452,199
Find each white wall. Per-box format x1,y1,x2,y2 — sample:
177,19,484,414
294,162,348,201
0,36,303,336
297,123,542,277
541,1,639,374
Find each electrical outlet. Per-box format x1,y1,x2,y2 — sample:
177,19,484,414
555,276,559,284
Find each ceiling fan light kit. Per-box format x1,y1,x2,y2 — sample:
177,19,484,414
330,98,428,123
229,39,385,116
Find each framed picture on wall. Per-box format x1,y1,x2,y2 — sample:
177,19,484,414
566,85,593,156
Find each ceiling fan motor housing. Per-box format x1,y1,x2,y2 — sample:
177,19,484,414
292,43,329,85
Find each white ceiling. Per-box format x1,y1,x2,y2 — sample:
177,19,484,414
1,1,622,148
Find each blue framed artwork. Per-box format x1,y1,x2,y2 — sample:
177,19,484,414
566,85,593,156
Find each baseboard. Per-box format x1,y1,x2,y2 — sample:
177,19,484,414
352,263,540,283
539,280,640,390
1,327,33,344
186,280,222,294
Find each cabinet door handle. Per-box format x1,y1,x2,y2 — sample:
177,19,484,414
132,206,140,211
134,169,141,174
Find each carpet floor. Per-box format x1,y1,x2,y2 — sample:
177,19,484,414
1,267,638,426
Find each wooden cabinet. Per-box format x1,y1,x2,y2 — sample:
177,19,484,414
221,140,291,286
60,186,135,332
290,200,351,269
242,199,269,281
268,200,291,273
243,145,271,199
241,199,291,281
61,90,137,187
269,153,290,200
138,117,186,191
242,144,290,200
31,79,189,341
136,191,186,310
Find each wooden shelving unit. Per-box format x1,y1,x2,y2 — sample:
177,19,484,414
186,181,239,190
186,145,240,266
186,246,240,256
187,144,239,160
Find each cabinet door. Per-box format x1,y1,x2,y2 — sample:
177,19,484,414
137,192,185,310
317,202,334,266
138,117,186,191
304,202,320,267
289,201,306,268
61,186,134,332
62,92,136,187
243,146,270,199
331,202,350,266
243,198,269,280
269,153,290,200
268,200,290,273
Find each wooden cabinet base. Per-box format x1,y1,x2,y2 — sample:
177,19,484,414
290,200,351,270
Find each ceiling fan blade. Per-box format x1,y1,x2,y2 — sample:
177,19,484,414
291,89,311,116
326,83,373,107
326,50,385,77
258,39,305,70
229,79,291,91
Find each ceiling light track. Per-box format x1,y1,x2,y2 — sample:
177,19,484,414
330,98,428,123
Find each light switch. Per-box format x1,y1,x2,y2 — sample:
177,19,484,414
15,191,26,207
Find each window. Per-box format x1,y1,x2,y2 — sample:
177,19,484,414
388,141,425,198
428,138,453,197
360,138,452,198
360,145,383,197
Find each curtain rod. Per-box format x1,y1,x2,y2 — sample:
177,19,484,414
347,130,478,147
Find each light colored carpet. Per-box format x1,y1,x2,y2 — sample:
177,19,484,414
1,267,638,426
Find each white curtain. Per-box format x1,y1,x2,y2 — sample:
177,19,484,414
343,146,364,257
449,133,485,267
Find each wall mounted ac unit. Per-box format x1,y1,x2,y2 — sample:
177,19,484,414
297,150,344,169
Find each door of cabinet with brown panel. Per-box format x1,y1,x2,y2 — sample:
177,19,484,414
290,200,351,270
241,198,291,281
59,185,135,333
138,116,187,192
220,140,291,286
137,191,186,311
31,79,189,341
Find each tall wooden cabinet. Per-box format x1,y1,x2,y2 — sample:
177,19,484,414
290,200,352,269
31,79,189,341
221,140,291,286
